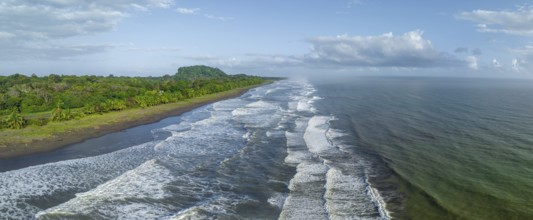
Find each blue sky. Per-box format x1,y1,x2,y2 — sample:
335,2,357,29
1,0,533,77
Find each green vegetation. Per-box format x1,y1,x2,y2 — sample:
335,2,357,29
0,65,268,130
0,86,258,151
3,108,25,129
175,65,228,81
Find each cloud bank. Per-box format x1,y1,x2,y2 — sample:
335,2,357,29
457,6,533,36
0,0,175,60
304,30,459,68
189,30,465,73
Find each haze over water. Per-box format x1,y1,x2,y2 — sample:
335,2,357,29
2,77,533,219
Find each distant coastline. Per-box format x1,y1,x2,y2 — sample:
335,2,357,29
0,84,266,159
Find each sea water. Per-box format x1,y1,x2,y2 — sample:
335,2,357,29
2,77,532,219
312,77,533,220
0,79,385,219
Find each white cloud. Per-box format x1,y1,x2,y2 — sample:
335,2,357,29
511,58,528,72
0,2,125,40
512,58,521,71
130,4,149,11
492,59,502,68
509,45,533,73
0,32,15,39
511,45,533,56
0,0,177,40
125,46,180,52
347,0,363,8
0,43,114,60
0,0,175,60
304,30,460,68
245,54,303,65
457,6,533,36
204,14,234,21
184,55,243,67
466,56,478,69
176,7,200,14
147,0,174,8
183,31,465,74
183,53,304,70
174,7,234,21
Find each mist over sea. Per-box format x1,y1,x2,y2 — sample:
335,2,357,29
1,77,533,219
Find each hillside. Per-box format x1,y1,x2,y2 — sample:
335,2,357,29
175,65,228,81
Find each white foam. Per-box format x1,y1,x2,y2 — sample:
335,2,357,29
295,96,322,114
296,99,312,112
212,98,247,111
325,168,381,220
36,159,175,219
282,110,389,219
284,129,311,165
287,101,298,112
288,162,328,190
243,85,273,100
267,192,287,209
232,100,282,128
279,195,328,220
166,195,254,220
366,176,392,220
294,117,309,132
284,116,311,165
327,128,346,139
0,142,155,219
159,122,192,133
304,116,334,155
281,162,329,220
285,131,304,147
284,149,312,165
265,87,283,95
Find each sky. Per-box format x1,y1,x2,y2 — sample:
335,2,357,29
1,0,533,78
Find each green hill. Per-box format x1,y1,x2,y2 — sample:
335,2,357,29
175,65,227,81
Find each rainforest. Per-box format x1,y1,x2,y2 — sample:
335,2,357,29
0,65,267,130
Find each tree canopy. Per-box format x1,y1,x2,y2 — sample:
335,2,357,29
175,65,227,81
0,66,268,129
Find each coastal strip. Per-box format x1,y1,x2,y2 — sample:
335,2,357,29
0,84,267,159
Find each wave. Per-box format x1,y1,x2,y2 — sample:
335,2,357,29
1,79,394,219
365,175,392,220
281,80,391,220
0,86,255,219
35,159,177,219
0,142,155,219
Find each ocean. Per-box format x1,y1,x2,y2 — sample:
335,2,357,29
1,77,532,219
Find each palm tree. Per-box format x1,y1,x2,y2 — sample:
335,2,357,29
50,100,76,121
50,106,62,121
4,108,25,129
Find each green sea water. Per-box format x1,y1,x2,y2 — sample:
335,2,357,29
313,77,533,219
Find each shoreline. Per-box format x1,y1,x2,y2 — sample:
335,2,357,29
0,84,265,159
